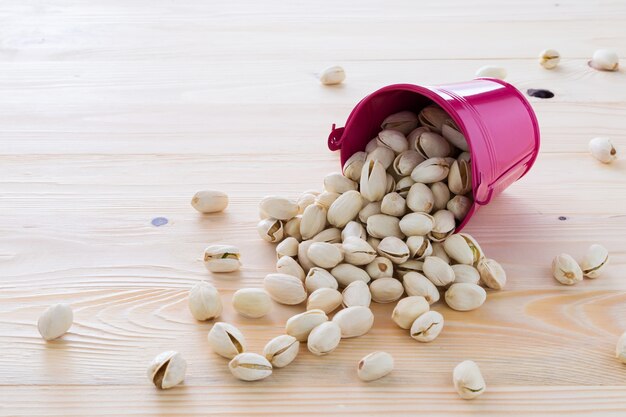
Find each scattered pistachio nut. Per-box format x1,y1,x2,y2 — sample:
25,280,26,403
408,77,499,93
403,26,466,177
285,309,328,342
257,218,284,243
410,310,444,342
307,321,342,356
367,214,404,239
381,111,419,135
402,272,440,304
366,256,394,279
307,242,344,269
589,49,619,71
203,244,242,272
451,264,480,285
380,192,407,217
324,172,358,194
581,244,609,278
475,65,507,79
476,258,507,290
342,236,377,265
207,322,247,359
312,227,342,244
431,182,451,211
307,287,343,314
327,190,363,228
343,152,367,182
276,256,305,281
305,267,339,292
332,306,374,338
453,360,486,400
377,129,409,154
188,281,222,321
406,183,435,213
191,190,228,214
392,296,429,329
370,277,405,303
148,351,187,389
443,233,483,265
300,204,327,240
37,303,73,341
264,334,299,368
331,263,371,287
320,65,346,85
411,157,451,184
589,137,617,164
406,235,433,260
342,280,372,308
276,237,300,258
263,273,307,305
552,253,583,285
297,240,315,272
232,288,272,319
447,195,472,221
399,212,434,237
360,159,388,202
342,221,366,241
229,352,273,381
429,210,456,242
283,216,302,240
445,283,486,311
423,256,455,286
357,351,394,382
259,196,299,220
539,48,560,69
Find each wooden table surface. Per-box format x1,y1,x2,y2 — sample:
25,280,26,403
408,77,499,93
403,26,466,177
1,1,626,416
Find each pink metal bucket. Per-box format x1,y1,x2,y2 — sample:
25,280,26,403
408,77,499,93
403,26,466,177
327,78,541,231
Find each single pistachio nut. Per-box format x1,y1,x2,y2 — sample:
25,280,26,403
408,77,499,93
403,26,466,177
297,240,316,272
377,237,410,264
448,159,472,195
331,263,371,287
380,192,407,217
315,191,340,209
402,272,440,304
229,352,273,381
377,130,409,154
357,351,394,382
589,49,619,71
392,296,429,329
447,195,472,221
381,111,420,135
406,235,433,260
264,273,307,305
431,242,451,264
399,212,434,237
441,119,469,152
257,218,284,243
307,321,342,356
386,174,396,195
37,303,73,341
429,210,456,242
307,287,343,314
324,172,358,194
276,237,300,259
332,306,374,338
188,281,222,321
365,137,380,153
396,260,425,278
284,216,302,241
343,151,367,182
360,159,388,202
589,137,617,164
367,214,404,239
191,190,229,214
475,65,507,79
366,256,394,279
423,256,455,286
414,131,454,159
297,193,317,215
320,65,346,85
458,152,471,163
276,256,305,281
407,126,432,149
342,236,377,266
207,322,247,359
443,233,483,265
359,201,382,223
453,360,486,400
370,277,404,303
430,182,451,211
341,221,366,242
327,190,363,228
300,203,327,240
395,176,416,198
411,157,451,184
552,253,583,285
581,244,609,278
451,264,480,285
445,283,486,311
539,48,560,69
418,105,448,133
406,183,435,213
616,332,626,364
477,258,507,290
259,196,299,220
148,351,187,389
366,146,396,170
342,280,372,308
286,309,328,342
263,334,299,368
312,227,342,244
203,244,242,272
367,236,381,251
410,310,444,342
307,242,344,269
305,267,339,292
393,150,424,177
232,288,272,318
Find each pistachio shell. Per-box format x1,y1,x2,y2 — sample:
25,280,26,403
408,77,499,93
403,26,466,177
590,49,619,71
476,65,507,79
551,253,583,285
312,227,342,244
203,245,242,272
343,151,367,181
229,353,273,381
319,65,345,85
366,256,394,279
406,235,433,260
430,182,451,211
297,193,317,215
411,157,451,184
263,273,307,305
395,176,416,197
370,277,404,303
276,237,300,258
316,191,340,209
327,190,363,228
376,237,410,264
188,281,222,321
191,190,229,213
367,214,404,239
580,244,609,278
396,260,425,278
297,240,315,273
539,48,561,69
341,221,367,241
402,272,440,304
37,303,73,341
331,263,371,287
476,258,507,290
428,210,456,242
342,236,377,266
441,118,469,152
259,196,299,220
423,256,455,286
148,351,187,389
443,233,484,265
357,351,394,382
286,309,328,342
305,267,339,292
392,296,429,329
284,216,302,241
399,212,435,237
358,201,382,223
453,360,486,399
451,264,480,285
366,146,395,170
276,256,305,281
342,280,372,308
332,306,374,338
445,283,486,311
207,322,247,359
307,287,343,314
377,130,409,154
300,204,327,240
447,195,472,221
232,288,272,318
380,192,407,217
307,321,342,356
307,242,344,269
263,335,299,368
324,172,358,194
589,137,617,164
406,183,435,213
257,218,284,243
360,159,387,202
418,105,448,133
448,160,472,195
393,150,424,176
414,131,454,159
410,310,444,342
381,111,420,135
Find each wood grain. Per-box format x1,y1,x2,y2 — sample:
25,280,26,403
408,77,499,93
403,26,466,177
1,0,626,415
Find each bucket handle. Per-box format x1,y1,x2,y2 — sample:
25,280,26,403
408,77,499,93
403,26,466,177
328,124,345,151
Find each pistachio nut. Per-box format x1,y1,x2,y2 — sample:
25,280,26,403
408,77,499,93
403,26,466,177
440,119,467,152
342,280,372,308
37,303,73,341
207,322,247,359
312,227,342,244
431,242,451,264
552,253,583,285
343,151,367,182
458,152,471,163
148,351,187,389
447,195,472,221
296,240,313,272
276,237,300,259
377,129,409,154
381,110,420,135
411,157,451,184
203,245,242,272
367,214,404,239
305,267,339,292
263,334,299,368
332,306,374,338
367,236,381,251
410,310,444,342
188,281,222,321
393,150,424,176
414,131,454,159
286,309,328,342
477,258,507,290
297,192,317,215
616,332,626,364
451,264,480,285
232,288,272,318
366,256,394,279
399,212,435,237
263,273,307,305
307,287,343,314
259,196,299,221
406,235,433,260
395,176,416,198
331,263,371,287
380,192,407,217
365,137,379,153
377,236,410,264
418,105,448,133
342,236,377,265
360,159,387,202
407,126,431,150
300,203,327,240
319,65,345,85
229,352,273,381
341,221,366,241
327,190,363,228
284,216,302,241
581,244,609,278
307,242,344,269
191,190,229,214
392,296,429,329
370,277,404,303
590,49,619,71
276,255,305,281
396,260,425,278
429,210,456,242
357,351,394,382
430,182,451,211
443,233,483,265
385,174,396,194
589,137,617,164
323,172,358,194
423,256,455,286
448,159,472,195
366,146,396,170
445,283,486,311
257,218,284,243
358,201,382,223
453,360,486,400
402,272,440,304
539,48,560,69
406,183,435,213
475,65,507,79
307,321,342,356
315,191,340,209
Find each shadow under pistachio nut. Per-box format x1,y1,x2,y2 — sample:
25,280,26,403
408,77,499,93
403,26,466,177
410,310,444,342
276,256,305,281
305,267,339,293
392,296,429,329
285,309,328,342
229,353,273,381
332,306,374,338
370,277,404,304
342,280,372,308
443,233,483,266
191,190,229,214
357,351,394,382
148,351,187,389
453,360,486,400
476,258,506,290
264,334,299,368
410,157,451,184
331,263,371,287
406,183,435,213
402,272,440,305
366,256,394,279
188,281,222,321
232,288,272,319
580,244,609,278
551,253,583,285
307,287,343,314
342,236,377,266
376,237,410,264
263,273,307,305
327,190,363,228
445,283,486,311
259,195,299,221
207,322,247,359
203,244,242,273
423,256,455,286
257,218,284,243
381,110,419,135
307,321,342,356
